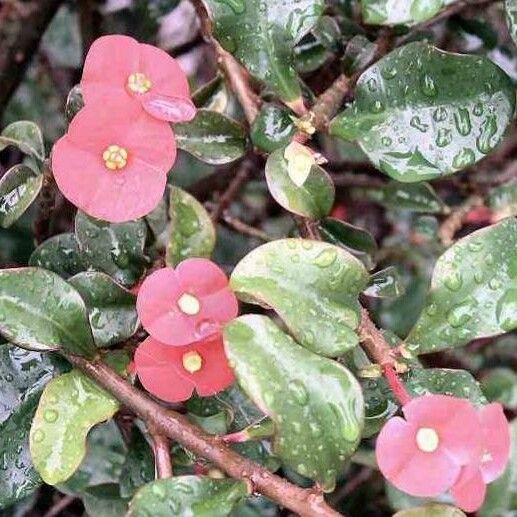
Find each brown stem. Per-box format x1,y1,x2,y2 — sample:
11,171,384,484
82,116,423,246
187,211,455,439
221,212,271,242
438,195,484,246
149,428,173,479
43,495,77,517
65,354,341,517
357,308,398,367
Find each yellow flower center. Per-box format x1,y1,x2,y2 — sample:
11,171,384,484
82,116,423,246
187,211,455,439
177,293,200,315
416,427,440,453
182,351,203,373
102,145,128,170
127,72,152,94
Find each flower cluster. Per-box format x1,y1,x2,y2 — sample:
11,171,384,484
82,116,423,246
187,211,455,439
52,35,196,223
376,394,510,512
133,258,239,402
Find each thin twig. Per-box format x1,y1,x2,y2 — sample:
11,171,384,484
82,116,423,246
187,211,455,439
43,495,77,517
149,427,173,479
357,308,398,367
221,212,271,241
65,354,341,517
438,195,484,246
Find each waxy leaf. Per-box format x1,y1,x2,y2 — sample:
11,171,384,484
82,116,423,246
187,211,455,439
406,218,517,354
204,0,324,103
120,426,154,498
364,182,448,213
0,165,43,228
265,147,334,219
0,268,96,356
29,233,86,279
175,109,247,165
330,43,515,182
69,272,139,348
0,121,45,161
29,364,126,485
361,0,454,26
166,187,216,266
224,315,364,490
488,179,517,221
230,239,370,356
250,104,296,152
482,368,517,409
364,266,405,298
128,476,248,516
75,211,148,288
0,346,68,508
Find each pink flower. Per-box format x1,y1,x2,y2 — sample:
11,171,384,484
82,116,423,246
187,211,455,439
136,259,239,347
81,35,196,123
52,93,175,222
376,394,482,497
134,335,235,402
451,403,510,512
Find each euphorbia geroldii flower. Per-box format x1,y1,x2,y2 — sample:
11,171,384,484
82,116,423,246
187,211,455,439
136,258,239,346
376,394,482,497
81,35,196,123
134,335,235,402
451,403,510,512
52,94,175,222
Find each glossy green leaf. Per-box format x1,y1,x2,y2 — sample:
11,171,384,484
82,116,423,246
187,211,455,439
29,365,126,485
482,368,517,409
361,0,454,26
230,239,370,356
189,411,229,435
224,315,364,490
192,75,230,112
120,426,154,498
506,0,517,45
406,368,487,407
294,37,332,74
265,148,335,219
75,211,148,288
0,346,68,508
0,121,45,161
69,272,139,348
365,182,448,213
394,505,466,517
406,218,517,354
364,266,405,298
166,187,216,266
65,84,84,122
330,42,515,182
250,104,296,153
0,268,96,356
82,484,129,517
204,0,324,103
175,109,247,165
488,178,517,220
343,35,377,75
29,233,86,279
0,165,43,228
319,217,378,269
128,476,248,517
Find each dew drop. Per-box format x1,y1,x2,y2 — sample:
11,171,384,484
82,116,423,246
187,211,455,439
444,272,463,291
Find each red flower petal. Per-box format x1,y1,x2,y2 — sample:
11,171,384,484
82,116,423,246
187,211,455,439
134,335,234,402
137,260,238,346
403,394,482,466
376,416,460,497
478,403,511,483
451,465,486,513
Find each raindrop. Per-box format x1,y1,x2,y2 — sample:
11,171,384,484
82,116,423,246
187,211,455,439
43,409,59,423
452,148,475,169
421,74,437,96
313,248,337,268
454,108,471,136
447,299,474,328
444,272,463,291
288,380,309,405
436,128,452,147
476,115,497,154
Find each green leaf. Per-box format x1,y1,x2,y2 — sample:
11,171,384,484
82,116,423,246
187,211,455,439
68,272,139,348
488,178,517,220
330,42,515,182
204,0,324,102
0,346,68,508
0,121,45,161
30,368,123,485
506,0,517,45
29,233,86,279
364,182,448,213
75,211,148,288
224,315,364,491
128,476,248,516
319,217,378,269
393,505,466,517
405,218,517,354
265,148,335,219
65,84,84,122
192,75,230,112
0,268,96,356
361,0,454,26
250,104,296,153
364,266,405,298
166,187,216,266
82,484,129,517
189,411,229,435
230,239,369,356
0,165,43,228
175,110,247,165
120,426,154,498
482,368,517,409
